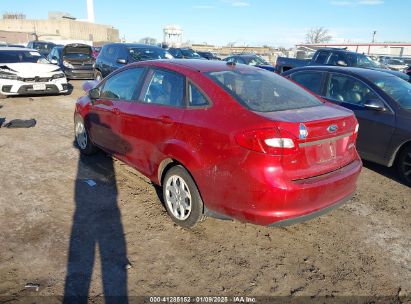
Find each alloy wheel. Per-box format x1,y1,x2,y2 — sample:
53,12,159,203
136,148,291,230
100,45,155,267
165,175,192,220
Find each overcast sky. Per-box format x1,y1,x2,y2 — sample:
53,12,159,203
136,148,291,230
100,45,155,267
2,0,410,47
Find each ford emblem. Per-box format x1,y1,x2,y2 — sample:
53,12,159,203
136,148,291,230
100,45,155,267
299,123,308,139
327,125,338,133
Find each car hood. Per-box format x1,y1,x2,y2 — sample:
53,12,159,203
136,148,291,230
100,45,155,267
0,63,61,76
256,64,276,72
371,67,409,81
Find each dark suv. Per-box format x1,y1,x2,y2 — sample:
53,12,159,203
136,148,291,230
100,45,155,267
94,43,173,80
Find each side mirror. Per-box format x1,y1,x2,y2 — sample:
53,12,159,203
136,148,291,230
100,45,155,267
50,57,58,64
88,87,100,101
337,60,348,67
116,58,127,64
364,99,386,111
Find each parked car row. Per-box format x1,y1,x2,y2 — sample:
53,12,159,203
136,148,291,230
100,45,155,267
276,48,410,82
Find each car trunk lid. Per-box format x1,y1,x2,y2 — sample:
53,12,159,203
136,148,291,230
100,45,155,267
257,104,358,180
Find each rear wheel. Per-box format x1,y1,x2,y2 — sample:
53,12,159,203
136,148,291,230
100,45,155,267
397,145,411,187
94,70,103,81
162,165,205,228
74,116,97,155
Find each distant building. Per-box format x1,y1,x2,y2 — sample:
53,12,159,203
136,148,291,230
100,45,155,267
296,43,411,57
0,12,120,45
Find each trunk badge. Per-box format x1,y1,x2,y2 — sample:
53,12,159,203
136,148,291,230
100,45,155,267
299,124,308,139
327,125,338,133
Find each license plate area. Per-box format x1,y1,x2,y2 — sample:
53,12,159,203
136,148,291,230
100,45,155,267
315,141,337,164
33,84,46,90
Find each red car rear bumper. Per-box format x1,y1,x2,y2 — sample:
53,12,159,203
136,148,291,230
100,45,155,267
198,157,362,226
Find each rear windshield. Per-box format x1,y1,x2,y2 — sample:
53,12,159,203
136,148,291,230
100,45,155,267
206,69,323,112
180,49,201,59
369,75,411,109
32,42,55,52
0,50,47,63
129,47,172,61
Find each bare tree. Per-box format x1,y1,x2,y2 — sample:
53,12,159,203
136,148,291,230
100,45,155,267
305,27,332,44
139,37,157,45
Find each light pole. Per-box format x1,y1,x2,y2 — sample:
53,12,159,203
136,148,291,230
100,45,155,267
372,31,377,43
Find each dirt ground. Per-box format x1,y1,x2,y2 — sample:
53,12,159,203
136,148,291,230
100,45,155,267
0,81,410,303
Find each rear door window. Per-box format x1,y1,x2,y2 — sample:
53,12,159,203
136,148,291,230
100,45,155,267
207,69,323,112
142,69,185,107
314,51,330,64
290,71,324,95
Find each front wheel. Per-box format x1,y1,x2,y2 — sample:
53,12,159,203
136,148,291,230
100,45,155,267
74,116,97,155
162,165,205,228
397,145,411,187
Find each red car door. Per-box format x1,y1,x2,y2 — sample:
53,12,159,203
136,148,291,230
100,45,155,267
88,67,146,156
116,68,186,178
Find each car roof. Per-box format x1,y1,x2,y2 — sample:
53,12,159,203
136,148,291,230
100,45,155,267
105,43,163,49
29,40,55,44
136,59,259,73
0,47,38,52
283,65,397,78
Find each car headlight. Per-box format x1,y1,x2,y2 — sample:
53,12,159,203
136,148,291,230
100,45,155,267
52,72,66,79
0,72,18,80
63,61,74,69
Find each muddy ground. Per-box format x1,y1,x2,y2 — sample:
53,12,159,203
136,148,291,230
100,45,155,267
0,81,410,303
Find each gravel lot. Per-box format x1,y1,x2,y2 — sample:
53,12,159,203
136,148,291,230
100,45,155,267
0,81,410,303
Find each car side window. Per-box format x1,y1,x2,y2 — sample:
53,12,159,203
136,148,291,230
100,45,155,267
117,46,128,60
188,82,209,107
142,69,185,107
235,57,246,64
100,68,145,101
106,45,117,59
314,51,330,64
290,71,323,95
327,53,347,65
325,74,379,106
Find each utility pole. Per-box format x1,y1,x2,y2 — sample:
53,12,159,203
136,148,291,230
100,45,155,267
372,31,377,43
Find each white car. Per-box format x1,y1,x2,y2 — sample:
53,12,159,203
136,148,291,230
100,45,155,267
0,47,68,97
381,58,408,72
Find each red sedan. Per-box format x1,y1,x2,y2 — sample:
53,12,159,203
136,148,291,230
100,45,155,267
74,60,362,228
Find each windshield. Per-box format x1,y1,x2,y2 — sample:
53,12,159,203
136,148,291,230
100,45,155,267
129,48,172,61
0,50,48,63
348,53,379,68
247,56,270,66
32,42,55,52
369,75,411,109
206,69,323,112
180,49,201,58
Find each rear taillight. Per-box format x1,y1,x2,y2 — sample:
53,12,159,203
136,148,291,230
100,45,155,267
235,128,297,155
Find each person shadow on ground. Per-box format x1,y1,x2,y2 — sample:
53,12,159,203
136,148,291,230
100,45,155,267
63,151,129,304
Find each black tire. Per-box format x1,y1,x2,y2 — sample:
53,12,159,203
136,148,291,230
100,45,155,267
94,70,103,81
397,145,411,187
74,116,97,155
162,165,205,228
